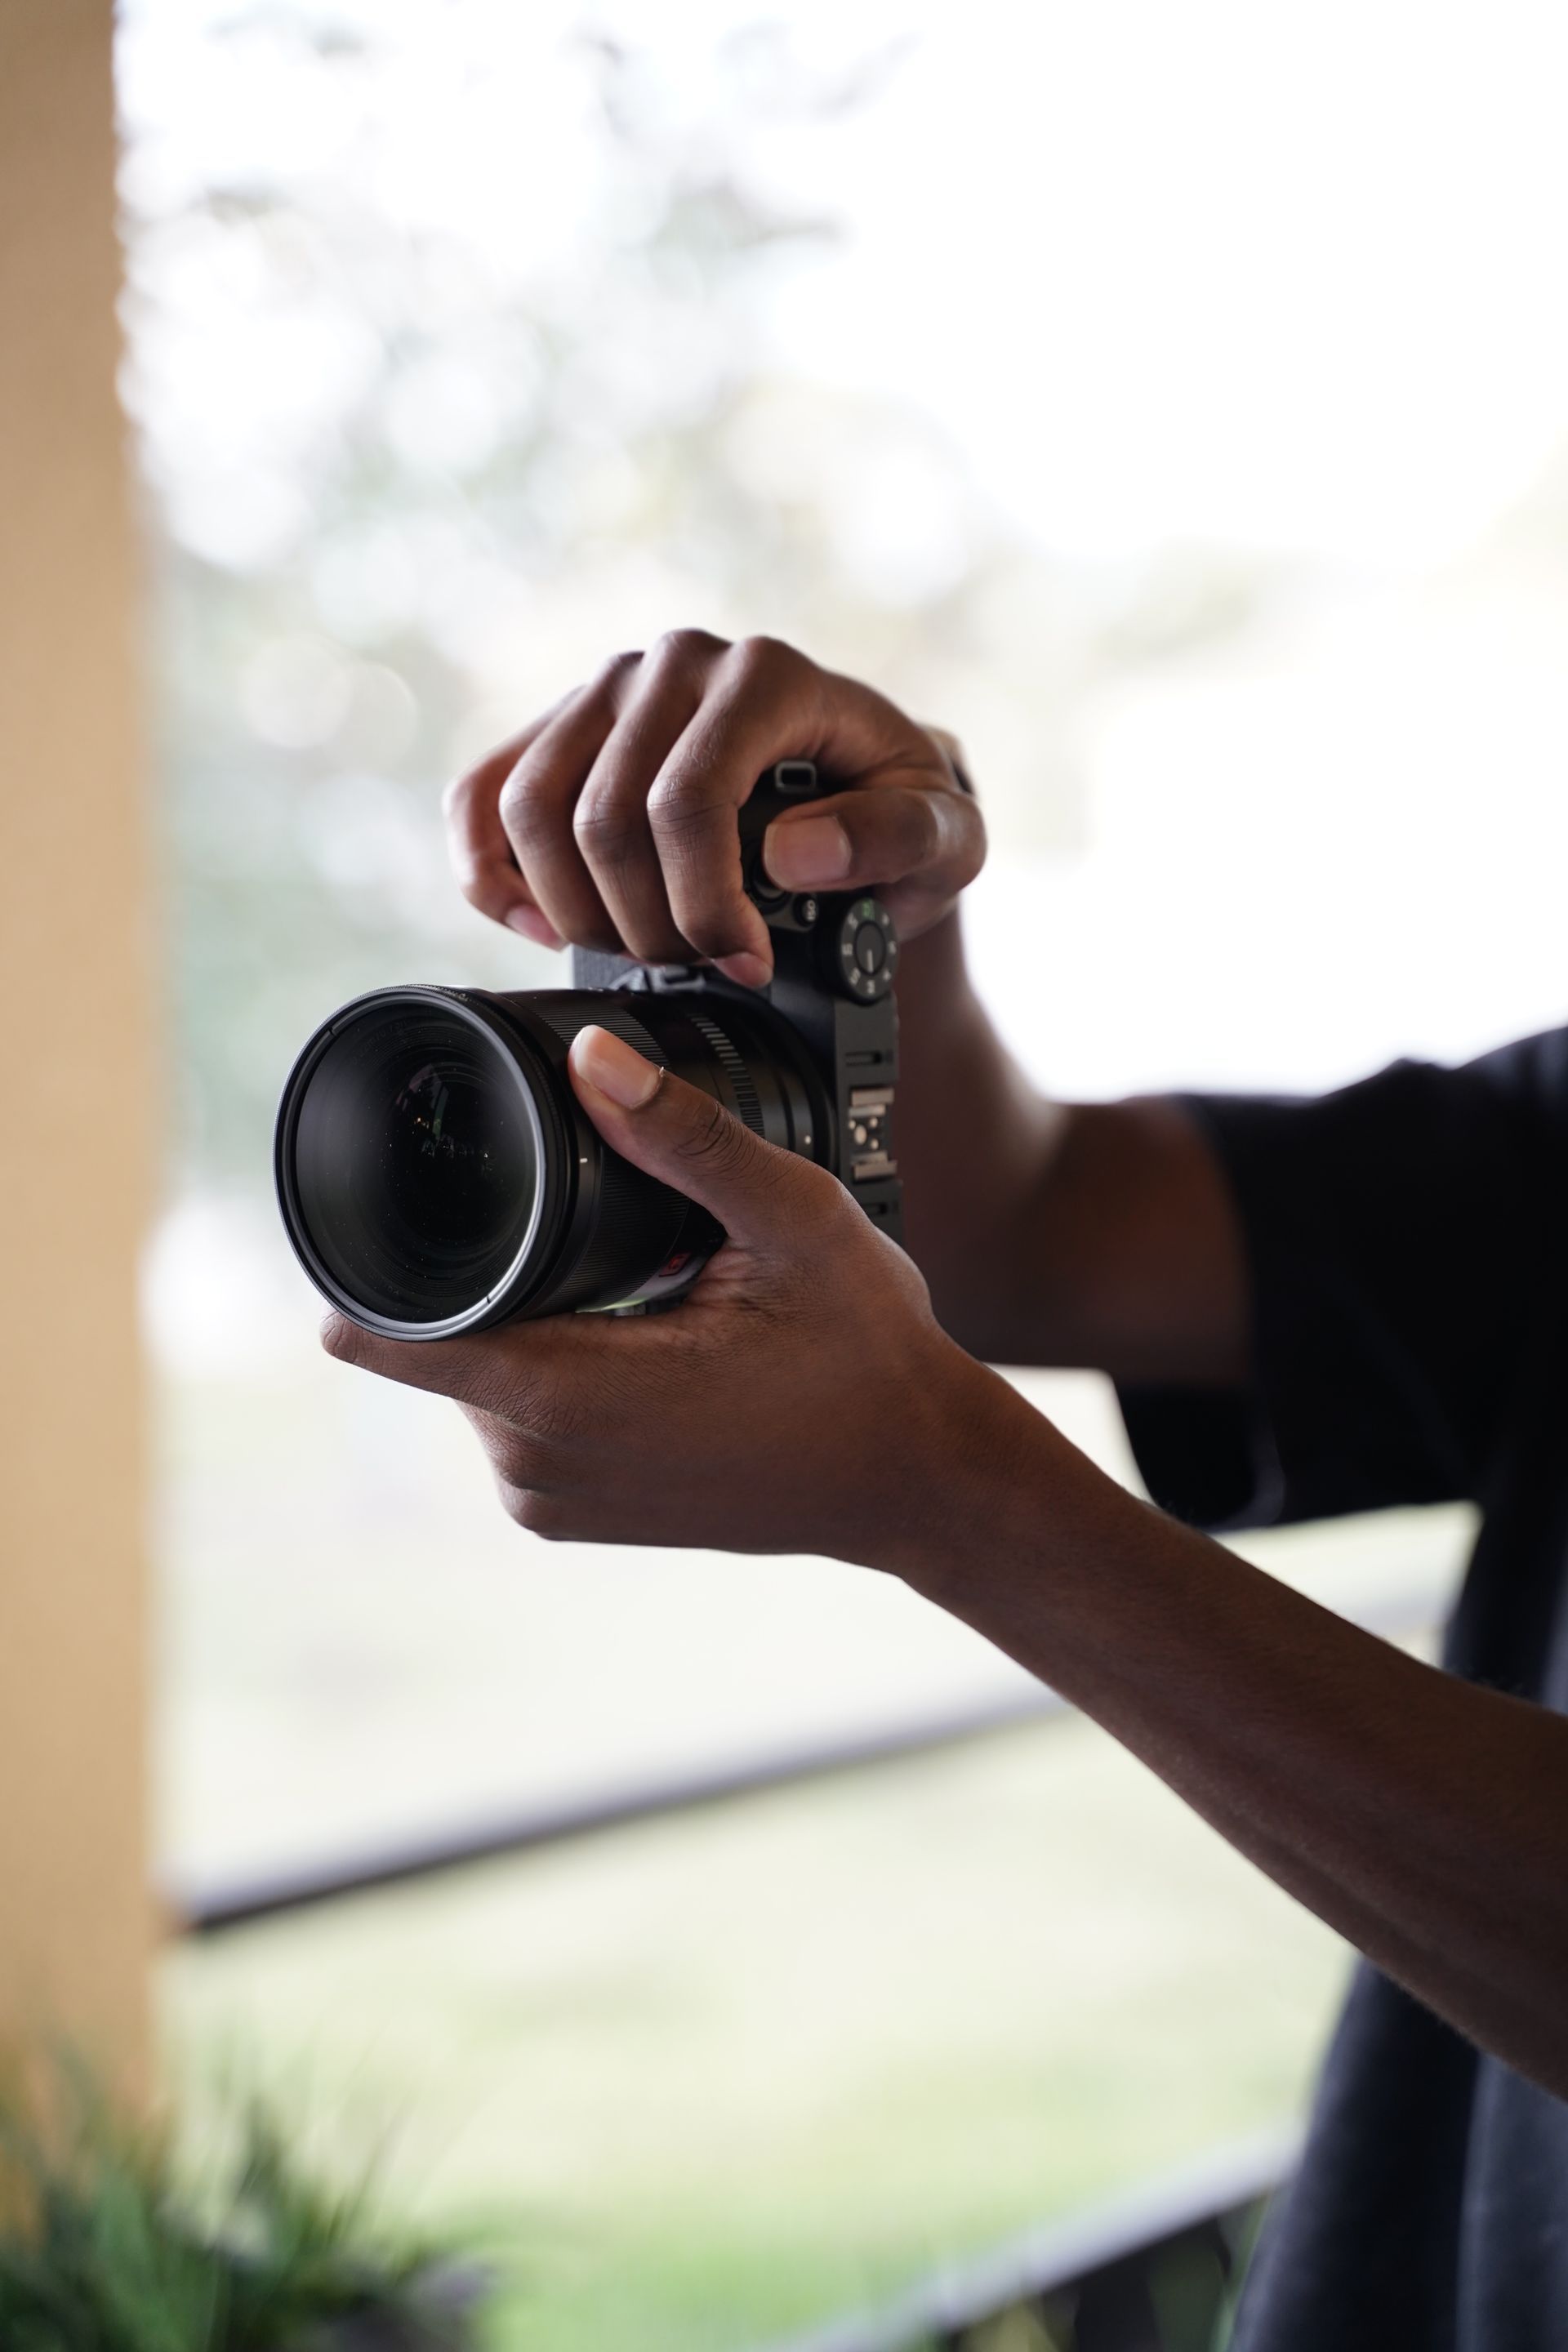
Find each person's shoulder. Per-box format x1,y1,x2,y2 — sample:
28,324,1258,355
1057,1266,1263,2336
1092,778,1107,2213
1268,1029,1568,1196
1429,1028,1568,1208
1464,1027,1568,1126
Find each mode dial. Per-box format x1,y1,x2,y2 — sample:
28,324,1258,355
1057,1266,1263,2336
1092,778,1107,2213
829,897,898,1002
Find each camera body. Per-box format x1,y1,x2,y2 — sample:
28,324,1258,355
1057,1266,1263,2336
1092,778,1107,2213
274,762,902,1338
570,760,902,1256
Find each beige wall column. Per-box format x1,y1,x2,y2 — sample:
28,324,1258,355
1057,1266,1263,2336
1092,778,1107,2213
0,1,154,2095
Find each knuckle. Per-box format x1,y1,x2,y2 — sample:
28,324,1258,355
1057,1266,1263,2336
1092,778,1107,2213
494,762,532,822
651,626,726,675
729,632,797,684
572,787,641,862
646,765,719,839
592,648,644,693
496,764,555,852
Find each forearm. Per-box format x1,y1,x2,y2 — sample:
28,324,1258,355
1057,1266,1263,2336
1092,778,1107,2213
895,1371,1568,2096
896,914,1248,1381
894,910,1062,1356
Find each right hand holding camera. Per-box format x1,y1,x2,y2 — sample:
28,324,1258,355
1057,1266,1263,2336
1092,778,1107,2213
443,630,985,984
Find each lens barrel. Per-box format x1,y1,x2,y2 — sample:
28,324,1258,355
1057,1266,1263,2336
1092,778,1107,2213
274,985,826,1338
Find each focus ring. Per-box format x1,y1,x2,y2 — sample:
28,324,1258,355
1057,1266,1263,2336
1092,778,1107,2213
526,999,670,1070
684,1009,764,1134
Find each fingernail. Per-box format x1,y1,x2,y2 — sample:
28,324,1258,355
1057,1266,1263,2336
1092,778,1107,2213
571,1025,662,1108
506,904,564,948
714,950,773,990
763,815,852,889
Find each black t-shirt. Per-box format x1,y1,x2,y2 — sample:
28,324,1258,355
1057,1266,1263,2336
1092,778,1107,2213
1118,1031,1568,2352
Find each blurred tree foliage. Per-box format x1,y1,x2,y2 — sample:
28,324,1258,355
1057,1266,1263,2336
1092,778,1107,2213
118,4,1255,1192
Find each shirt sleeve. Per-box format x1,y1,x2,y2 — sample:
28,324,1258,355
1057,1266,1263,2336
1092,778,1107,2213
1117,1031,1568,1531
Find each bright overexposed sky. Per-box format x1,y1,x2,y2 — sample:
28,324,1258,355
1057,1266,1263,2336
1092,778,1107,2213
757,0,1568,565
122,0,1568,568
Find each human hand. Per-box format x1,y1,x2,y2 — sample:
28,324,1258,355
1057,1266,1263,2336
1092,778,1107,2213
320,1023,1011,1570
443,631,984,987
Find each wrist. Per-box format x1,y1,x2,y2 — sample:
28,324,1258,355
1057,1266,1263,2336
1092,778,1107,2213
884,1356,1145,1625
867,1349,1056,1592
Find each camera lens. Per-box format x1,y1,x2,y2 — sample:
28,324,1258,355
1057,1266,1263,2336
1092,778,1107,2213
283,997,547,1328
276,985,826,1338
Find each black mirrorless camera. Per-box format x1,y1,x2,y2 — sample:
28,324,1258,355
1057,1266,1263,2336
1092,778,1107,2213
274,763,902,1339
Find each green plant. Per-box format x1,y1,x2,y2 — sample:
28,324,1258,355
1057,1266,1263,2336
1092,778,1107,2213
0,2072,477,2352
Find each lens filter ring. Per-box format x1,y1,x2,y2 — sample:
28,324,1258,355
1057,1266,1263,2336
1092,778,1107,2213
275,986,560,1340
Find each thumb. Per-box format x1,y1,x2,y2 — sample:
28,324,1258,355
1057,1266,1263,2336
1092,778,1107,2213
568,1024,813,1249
760,781,983,931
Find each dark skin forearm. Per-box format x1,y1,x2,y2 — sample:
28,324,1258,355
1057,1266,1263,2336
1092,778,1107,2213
895,1376,1568,2098
895,911,1249,1383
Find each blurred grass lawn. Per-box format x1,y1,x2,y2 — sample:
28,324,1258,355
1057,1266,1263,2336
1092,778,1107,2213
158,1356,1465,2351
167,1711,1350,2352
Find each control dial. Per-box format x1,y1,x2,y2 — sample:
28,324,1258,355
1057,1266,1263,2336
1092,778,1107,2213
828,897,898,1001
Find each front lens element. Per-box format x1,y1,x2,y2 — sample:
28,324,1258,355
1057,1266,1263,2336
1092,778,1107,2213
290,1001,541,1323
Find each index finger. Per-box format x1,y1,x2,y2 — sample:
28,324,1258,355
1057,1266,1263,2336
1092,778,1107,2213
443,696,574,945
320,1309,587,1423
647,639,825,972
